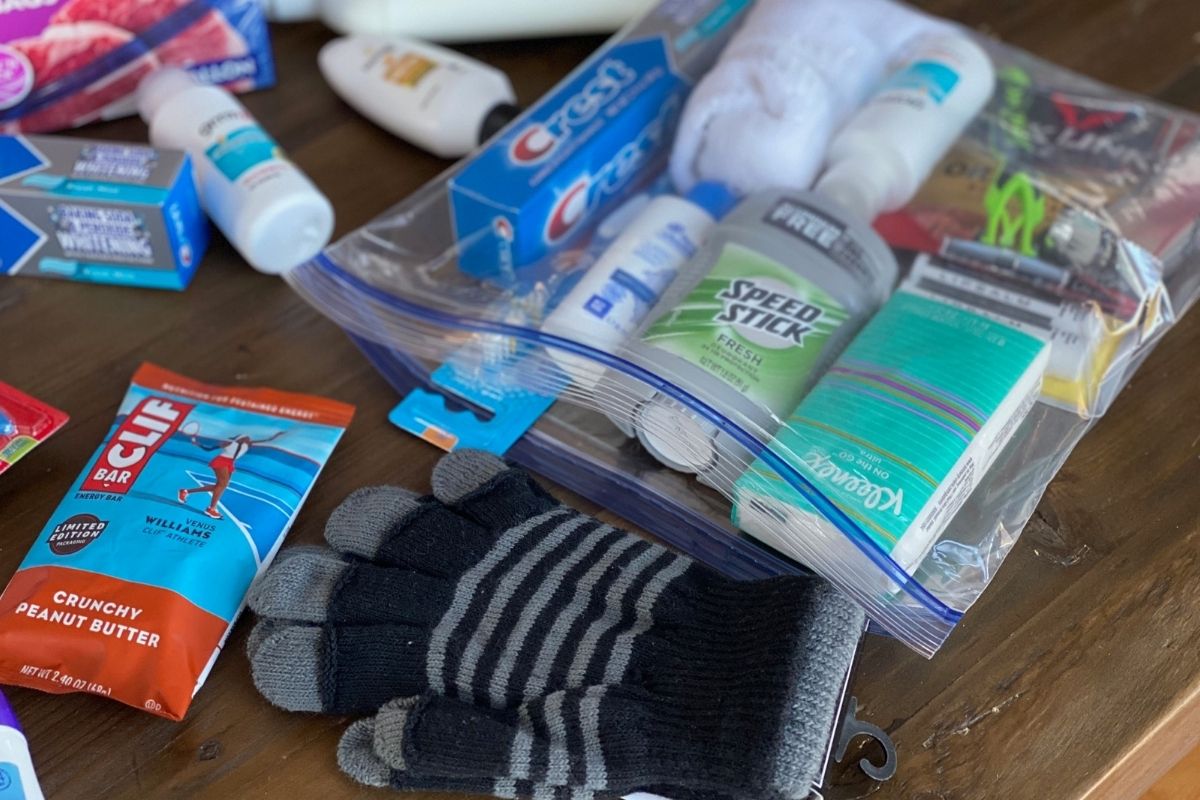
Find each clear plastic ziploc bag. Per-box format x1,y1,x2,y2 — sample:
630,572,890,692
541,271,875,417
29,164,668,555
284,0,1200,656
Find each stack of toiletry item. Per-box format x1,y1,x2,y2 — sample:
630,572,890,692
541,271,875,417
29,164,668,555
0,134,208,290
542,181,739,388
282,0,1197,658
319,36,521,158
605,26,997,489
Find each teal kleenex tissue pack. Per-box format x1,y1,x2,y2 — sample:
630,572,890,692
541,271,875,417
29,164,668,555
734,289,1050,574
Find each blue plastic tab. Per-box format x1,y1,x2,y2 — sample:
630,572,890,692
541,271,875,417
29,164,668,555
390,357,556,455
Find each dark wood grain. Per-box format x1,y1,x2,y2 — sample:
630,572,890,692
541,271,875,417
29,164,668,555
0,4,1197,799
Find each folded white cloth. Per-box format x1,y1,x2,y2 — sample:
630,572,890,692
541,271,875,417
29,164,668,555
670,0,953,196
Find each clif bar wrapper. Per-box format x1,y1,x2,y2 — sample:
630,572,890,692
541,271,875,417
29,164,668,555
0,364,353,720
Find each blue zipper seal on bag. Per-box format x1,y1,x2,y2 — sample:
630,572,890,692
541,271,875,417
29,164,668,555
311,251,963,627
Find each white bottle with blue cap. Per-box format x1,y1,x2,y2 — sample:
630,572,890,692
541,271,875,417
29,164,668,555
542,181,738,389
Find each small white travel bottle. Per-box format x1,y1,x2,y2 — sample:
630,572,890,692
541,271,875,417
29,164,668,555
541,181,737,388
816,32,996,221
318,36,519,158
137,68,335,275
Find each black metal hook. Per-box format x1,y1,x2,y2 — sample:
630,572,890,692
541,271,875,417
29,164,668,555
834,696,897,782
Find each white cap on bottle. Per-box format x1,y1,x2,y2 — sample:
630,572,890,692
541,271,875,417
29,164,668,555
259,0,322,22
137,67,200,124
635,399,719,474
237,189,335,275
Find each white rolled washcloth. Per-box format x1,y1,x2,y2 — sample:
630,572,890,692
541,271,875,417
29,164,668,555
670,0,954,196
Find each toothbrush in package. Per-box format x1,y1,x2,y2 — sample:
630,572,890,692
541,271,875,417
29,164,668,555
0,382,69,476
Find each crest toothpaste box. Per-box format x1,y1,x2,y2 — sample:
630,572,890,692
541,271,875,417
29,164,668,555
0,134,209,290
449,0,750,279
0,0,274,135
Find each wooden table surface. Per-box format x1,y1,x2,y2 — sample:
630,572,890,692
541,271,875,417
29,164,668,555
2,4,1199,799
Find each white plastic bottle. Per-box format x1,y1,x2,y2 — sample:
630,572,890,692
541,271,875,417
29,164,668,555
815,33,996,221
542,182,737,388
0,691,43,800
137,69,334,275
261,0,655,42
319,36,519,158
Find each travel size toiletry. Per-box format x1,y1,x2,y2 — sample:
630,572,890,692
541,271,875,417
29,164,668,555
319,36,520,159
617,191,898,488
734,289,1049,574
815,32,996,221
541,181,737,388
447,3,742,278
138,68,334,275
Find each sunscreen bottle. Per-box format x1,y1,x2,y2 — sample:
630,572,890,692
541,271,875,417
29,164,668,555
815,33,996,221
319,36,519,159
0,690,44,800
137,69,334,275
542,182,737,388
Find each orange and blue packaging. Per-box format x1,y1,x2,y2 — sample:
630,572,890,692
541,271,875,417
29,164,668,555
0,364,353,720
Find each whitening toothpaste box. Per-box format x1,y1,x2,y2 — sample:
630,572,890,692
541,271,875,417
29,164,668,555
734,290,1049,575
0,134,209,290
449,0,749,279
0,0,274,134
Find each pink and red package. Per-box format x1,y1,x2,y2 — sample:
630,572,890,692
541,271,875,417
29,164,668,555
0,0,274,134
0,381,68,475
